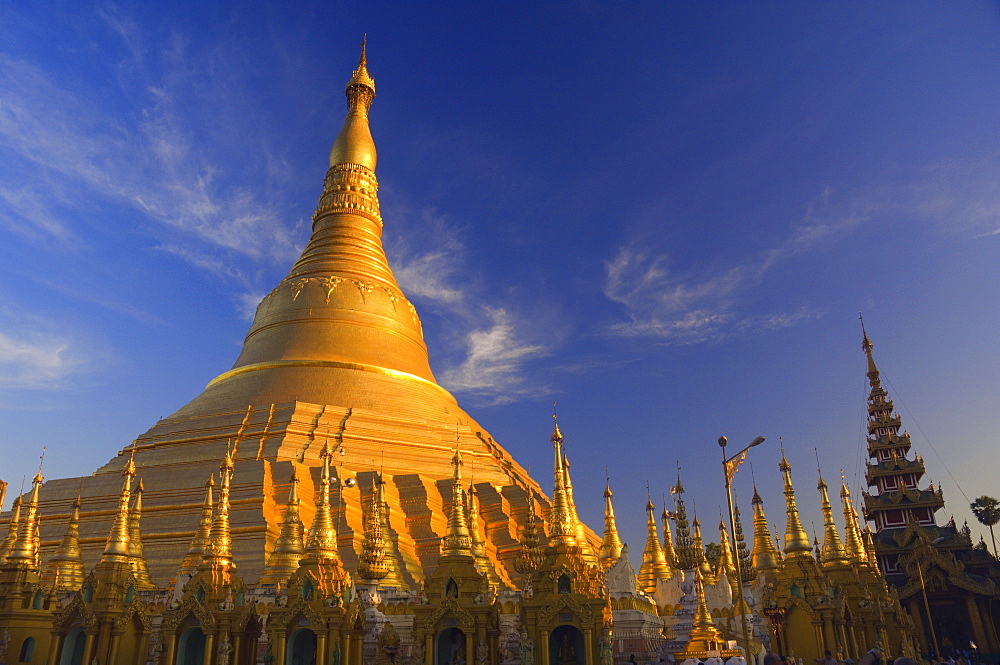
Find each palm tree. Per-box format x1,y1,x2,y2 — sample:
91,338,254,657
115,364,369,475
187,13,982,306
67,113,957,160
970,496,1000,558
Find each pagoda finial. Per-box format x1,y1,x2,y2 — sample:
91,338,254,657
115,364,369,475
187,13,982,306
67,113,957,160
750,484,781,571
260,468,306,586
177,475,214,580
128,478,155,588
815,459,849,567
860,313,880,379
329,36,377,169
733,500,754,582
101,448,136,563
45,495,85,590
598,477,624,569
6,469,43,570
779,452,812,557
639,493,672,593
840,475,868,564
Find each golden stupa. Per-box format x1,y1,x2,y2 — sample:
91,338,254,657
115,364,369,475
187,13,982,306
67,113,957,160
32,42,546,587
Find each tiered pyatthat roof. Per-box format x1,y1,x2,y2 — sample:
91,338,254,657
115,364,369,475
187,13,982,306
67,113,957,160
860,325,944,535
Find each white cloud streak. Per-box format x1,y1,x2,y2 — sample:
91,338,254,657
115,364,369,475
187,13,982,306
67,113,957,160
0,47,299,268
604,189,867,343
385,206,549,404
0,325,88,390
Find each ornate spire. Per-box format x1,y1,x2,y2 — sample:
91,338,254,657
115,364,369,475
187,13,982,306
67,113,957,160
863,525,878,566
514,493,543,580
101,450,136,564
661,503,678,568
562,446,599,566
441,446,473,560
750,485,781,571
0,495,22,564
300,440,349,594
177,475,214,580
598,479,624,569
357,473,389,582
330,36,377,170
546,419,576,546
638,497,672,593
260,468,306,586
202,448,236,575
672,473,694,569
779,454,812,557
817,472,849,567
692,513,714,582
467,480,499,584
687,567,723,652
128,479,155,588
840,477,868,564
45,495,85,590
717,517,738,593
733,502,754,582
5,471,43,570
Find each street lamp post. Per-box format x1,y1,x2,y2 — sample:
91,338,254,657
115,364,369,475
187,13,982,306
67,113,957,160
720,434,766,663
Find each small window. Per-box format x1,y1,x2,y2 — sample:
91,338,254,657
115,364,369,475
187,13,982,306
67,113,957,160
558,574,571,594
19,636,36,662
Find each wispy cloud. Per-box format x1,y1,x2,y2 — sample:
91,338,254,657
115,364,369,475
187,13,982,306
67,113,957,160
604,188,866,343
384,205,549,404
0,35,301,276
0,312,95,391
439,308,548,405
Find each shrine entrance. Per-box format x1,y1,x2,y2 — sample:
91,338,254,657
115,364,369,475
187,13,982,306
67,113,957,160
58,626,86,665
177,627,206,665
288,629,318,665
550,625,585,665
436,627,467,665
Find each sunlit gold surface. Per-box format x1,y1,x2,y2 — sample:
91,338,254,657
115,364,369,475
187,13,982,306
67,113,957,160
15,43,552,587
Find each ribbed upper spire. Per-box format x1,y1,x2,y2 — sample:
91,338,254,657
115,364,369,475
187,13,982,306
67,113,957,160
661,504,677,568
260,468,306,585
5,471,43,569
441,446,473,560
467,481,498,583
299,440,349,593
840,477,868,564
45,495,85,589
717,518,738,591
733,503,753,582
817,473,849,567
547,420,576,545
128,479,155,588
202,449,235,574
177,476,214,580
779,455,812,557
692,514,714,582
101,453,135,564
0,496,22,564
639,498,672,593
561,442,598,565
598,480,624,568
750,485,781,571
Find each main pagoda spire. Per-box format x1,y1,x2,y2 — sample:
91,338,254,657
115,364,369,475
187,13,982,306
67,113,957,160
751,484,781,572
779,453,812,557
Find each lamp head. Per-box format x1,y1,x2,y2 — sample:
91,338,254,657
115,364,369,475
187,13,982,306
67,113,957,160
751,436,766,447
718,436,728,448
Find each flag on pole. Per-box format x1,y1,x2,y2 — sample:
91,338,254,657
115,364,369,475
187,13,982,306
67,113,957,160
724,449,748,485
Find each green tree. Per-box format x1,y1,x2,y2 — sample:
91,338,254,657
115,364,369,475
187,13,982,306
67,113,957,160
705,542,721,571
970,495,1000,558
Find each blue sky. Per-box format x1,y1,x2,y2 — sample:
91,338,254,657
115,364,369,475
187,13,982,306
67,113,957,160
2,2,999,557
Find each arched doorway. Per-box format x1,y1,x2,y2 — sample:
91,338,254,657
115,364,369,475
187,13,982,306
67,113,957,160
177,627,206,665
288,628,317,665
436,627,466,665
549,625,585,665
59,626,86,665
